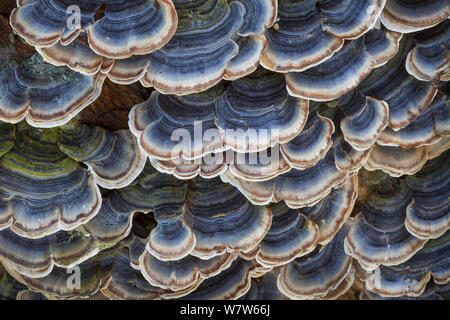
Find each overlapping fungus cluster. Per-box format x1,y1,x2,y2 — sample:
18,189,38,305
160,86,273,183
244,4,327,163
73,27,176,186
0,0,448,300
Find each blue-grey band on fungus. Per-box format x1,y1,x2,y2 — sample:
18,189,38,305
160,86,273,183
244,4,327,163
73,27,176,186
277,223,353,300
406,20,450,82
364,230,450,297
380,0,450,33
261,0,387,73
10,0,178,59
344,178,427,271
0,122,102,239
0,54,105,128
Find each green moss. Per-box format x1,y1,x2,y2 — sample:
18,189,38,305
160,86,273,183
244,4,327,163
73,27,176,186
0,122,78,178
59,116,82,131
132,212,157,238
0,265,25,300
92,240,117,254
0,47,20,76
177,0,228,32
360,169,391,189
58,122,106,162
22,54,80,83
278,0,313,9
235,67,285,90
366,175,408,207
16,121,59,144
67,229,89,241
317,103,337,119
0,123,16,157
